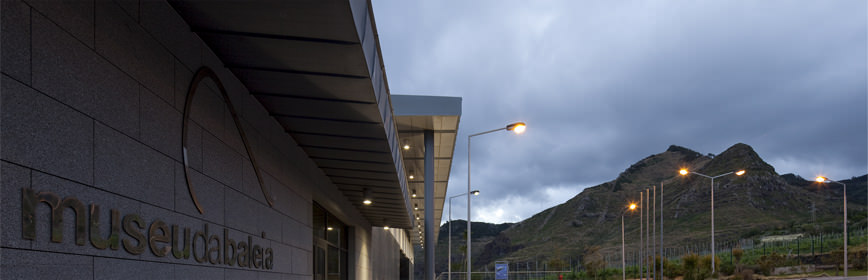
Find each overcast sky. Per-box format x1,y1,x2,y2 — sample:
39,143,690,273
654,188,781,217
371,0,868,224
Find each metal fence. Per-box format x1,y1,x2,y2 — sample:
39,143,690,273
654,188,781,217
436,271,572,280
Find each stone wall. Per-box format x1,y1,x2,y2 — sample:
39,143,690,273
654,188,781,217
1,0,375,279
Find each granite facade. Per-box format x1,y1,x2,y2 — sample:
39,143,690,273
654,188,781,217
0,1,388,279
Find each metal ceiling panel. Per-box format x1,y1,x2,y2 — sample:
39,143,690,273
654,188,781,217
233,69,376,102
170,1,461,233
197,32,368,77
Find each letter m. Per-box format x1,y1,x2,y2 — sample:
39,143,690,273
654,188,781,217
22,188,87,245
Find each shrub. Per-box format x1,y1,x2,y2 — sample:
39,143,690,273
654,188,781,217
720,262,735,276
733,247,745,274
664,259,681,280
683,254,700,280
851,248,867,270
699,255,718,279
758,252,783,276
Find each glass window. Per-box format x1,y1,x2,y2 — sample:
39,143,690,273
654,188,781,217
313,203,326,239
313,203,349,280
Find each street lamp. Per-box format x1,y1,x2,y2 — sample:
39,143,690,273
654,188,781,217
467,122,526,279
679,168,745,275
815,176,848,278
623,203,638,280
448,190,480,280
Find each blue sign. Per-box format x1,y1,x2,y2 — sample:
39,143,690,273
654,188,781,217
495,262,509,280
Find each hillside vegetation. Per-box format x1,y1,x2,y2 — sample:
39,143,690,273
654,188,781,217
424,143,867,272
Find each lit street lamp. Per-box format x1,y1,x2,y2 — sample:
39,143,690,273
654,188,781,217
815,176,848,278
448,190,480,280
623,203,638,280
467,122,526,279
679,168,745,275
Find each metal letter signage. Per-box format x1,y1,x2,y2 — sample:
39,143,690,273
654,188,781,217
181,67,273,214
21,188,274,270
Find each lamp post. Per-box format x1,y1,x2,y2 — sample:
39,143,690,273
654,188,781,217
467,122,526,280
815,176,847,278
448,190,480,280
679,169,745,275
660,181,664,280
640,191,644,280
623,203,638,280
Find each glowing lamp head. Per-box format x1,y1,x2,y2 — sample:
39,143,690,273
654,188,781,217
471,190,481,196
403,144,410,150
383,226,390,230
629,203,637,210
506,122,527,134
362,188,372,205
735,170,746,176
409,175,414,180
816,176,828,183
327,226,333,231
679,169,689,175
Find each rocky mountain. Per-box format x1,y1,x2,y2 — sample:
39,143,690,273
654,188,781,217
414,221,513,276
462,143,867,269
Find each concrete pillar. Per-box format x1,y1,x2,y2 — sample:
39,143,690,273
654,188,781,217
424,130,435,280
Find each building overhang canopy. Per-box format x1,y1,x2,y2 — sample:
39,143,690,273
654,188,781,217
170,0,426,228
392,95,461,245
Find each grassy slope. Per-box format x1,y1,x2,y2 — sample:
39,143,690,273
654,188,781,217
474,144,867,268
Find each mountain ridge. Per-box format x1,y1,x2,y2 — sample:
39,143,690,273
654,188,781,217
457,143,867,270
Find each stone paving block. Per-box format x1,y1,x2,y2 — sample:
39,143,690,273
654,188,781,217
267,174,294,218
222,107,249,160
282,274,310,280
0,248,93,279
290,247,312,275
258,209,283,244
94,123,174,210
174,59,194,111
270,242,292,274
26,0,94,48
260,271,282,280
175,168,225,225
225,268,258,279
141,87,183,161
190,80,227,141
1,76,94,185
283,186,311,227
224,188,260,236
141,0,201,70
240,161,265,204
202,132,242,190
32,12,140,138
1,162,32,249
1,0,31,84
174,263,224,280
183,120,204,173
94,257,174,280
281,217,311,250
95,1,173,102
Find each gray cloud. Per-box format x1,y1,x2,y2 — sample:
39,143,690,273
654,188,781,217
373,0,867,223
